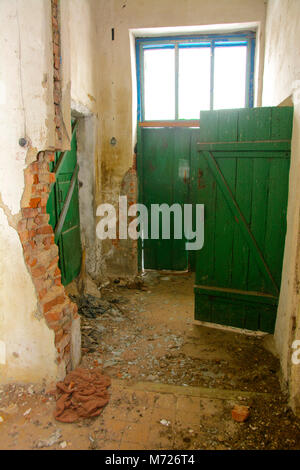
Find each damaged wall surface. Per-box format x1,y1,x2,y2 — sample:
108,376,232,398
0,0,58,383
67,0,102,280
0,0,81,384
262,0,300,415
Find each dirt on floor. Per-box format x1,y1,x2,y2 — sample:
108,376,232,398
78,272,280,394
0,271,300,450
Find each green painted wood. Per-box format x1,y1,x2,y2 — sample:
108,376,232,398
199,107,293,143
197,142,291,152
138,127,200,271
194,289,277,333
46,122,82,285
194,286,278,305
202,150,279,296
213,156,236,288
195,107,293,333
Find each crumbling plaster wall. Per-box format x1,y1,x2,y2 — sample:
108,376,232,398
0,0,60,383
67,0,102,280
262,0,300,415
95,0,267,276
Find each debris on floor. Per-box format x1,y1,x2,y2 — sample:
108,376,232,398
35,429,62,449
0,273,300,450
231,404,250,422
54,367,111,423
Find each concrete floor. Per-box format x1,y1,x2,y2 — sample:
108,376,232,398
0,272,300,450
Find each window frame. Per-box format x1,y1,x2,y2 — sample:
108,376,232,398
136,31,256,124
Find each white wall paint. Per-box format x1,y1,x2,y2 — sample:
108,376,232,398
263,0,300,105
0,0,58,384
0,0,56,215
263,0,300,414
68,0,99,115
0,209,58,383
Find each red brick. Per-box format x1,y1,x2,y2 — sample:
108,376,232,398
34,214,50,225
36,225,53,235
53,31,60,46
29,197,41,208
45,309,63,323
32,265,46,278
48,255,59,269
21,229,36,242
54,266,60,277
54,89,60,105
28,239,37,249
52,4,57,18
26,257,38,268
45,152,55,162
38,288,47,300
72,303,78,315
22,207,39,218
55,328,64,344
54,55,60,70
52,15,58,29
18,219,27,232
42,294,65,314
43,235,54,249
54,277,62,287
231,405,250,423
24,172,34,187
54,68,60,81
19,230,30,243
53,43,60,57
30,162,39,173
56,333,70,352
33,174,39,184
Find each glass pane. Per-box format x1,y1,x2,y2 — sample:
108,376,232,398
213,46,247,110
144,48,175,120
178,47,211,119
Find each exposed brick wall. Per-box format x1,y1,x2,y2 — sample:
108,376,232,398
18,151,79,371
15,0,79,374
52,0,62,149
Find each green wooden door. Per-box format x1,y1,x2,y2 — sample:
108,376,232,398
47,121,82,285
194,107,293,333
138,127,199,271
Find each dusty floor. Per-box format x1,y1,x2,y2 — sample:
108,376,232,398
1,272,300,450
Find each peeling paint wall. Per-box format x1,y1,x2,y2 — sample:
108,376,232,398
0,0,58,383
67,0,102,279
262,0,300,415
0,208,58,383
95,0,267,276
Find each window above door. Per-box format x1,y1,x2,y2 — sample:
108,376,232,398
136,32,256,124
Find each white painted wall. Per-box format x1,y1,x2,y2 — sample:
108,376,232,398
68,0,99,115
262,0,300,414
0,0,58,384
0,0,55,215
0,209,57,383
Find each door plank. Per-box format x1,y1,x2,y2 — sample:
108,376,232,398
202,150,279,296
